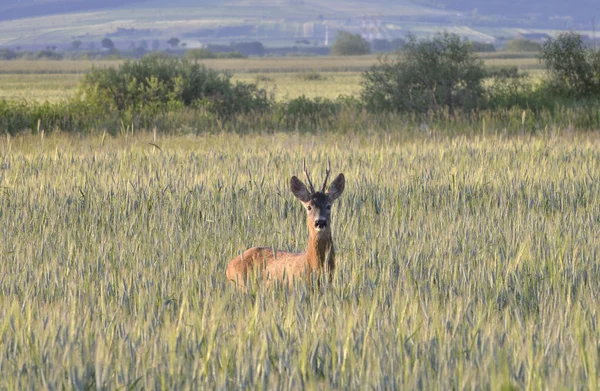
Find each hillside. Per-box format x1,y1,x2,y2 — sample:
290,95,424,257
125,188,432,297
415,0,599,20
0,0,598,48
2,0,598,22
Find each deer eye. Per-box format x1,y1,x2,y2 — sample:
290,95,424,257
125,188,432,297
307,205,312,211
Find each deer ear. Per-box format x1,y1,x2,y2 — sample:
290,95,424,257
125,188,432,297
290,176,311,202
327,173,345,201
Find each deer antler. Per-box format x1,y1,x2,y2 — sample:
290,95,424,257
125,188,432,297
321,158,331,193
303,158,315,193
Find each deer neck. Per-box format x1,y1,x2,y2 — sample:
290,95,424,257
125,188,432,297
306,226,334,272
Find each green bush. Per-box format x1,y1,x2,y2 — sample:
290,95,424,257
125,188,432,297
278,95,341,128
504,39,541,52
78,56,269,118
295,71,327,81
370,38,406,52
539,32,600,98
143,51,172,60
330,32,370,56
0,49,18,60
34,50,64,60
361,33,486,114
485,66,539,109
470,41,496,52
184,48,218,60
0,99,106,136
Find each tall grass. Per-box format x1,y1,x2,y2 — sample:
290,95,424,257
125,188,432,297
1,131,600,389
2,97,600,136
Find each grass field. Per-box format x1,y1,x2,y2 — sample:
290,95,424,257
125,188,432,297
1,131,600,389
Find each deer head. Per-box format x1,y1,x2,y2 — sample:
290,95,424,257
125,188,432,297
290,159,345,237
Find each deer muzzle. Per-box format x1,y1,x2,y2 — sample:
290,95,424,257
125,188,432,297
315,219,328,230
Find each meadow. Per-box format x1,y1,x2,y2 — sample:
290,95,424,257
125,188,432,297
1,131,600,389
1,54,599,389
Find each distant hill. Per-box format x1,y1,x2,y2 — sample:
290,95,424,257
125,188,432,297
0,0,598,48
415,0,599,20
0,0,149,21
2,0,598,22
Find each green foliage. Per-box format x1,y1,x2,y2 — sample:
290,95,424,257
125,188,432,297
485,66,538,109
470,41,496,52
223,51,246,59
254,74,273,82
101,38,115,50
183,48,245,60
0,48,18,60
0,98,104,135
361,33,486,114
70,40,82,50
34,50,64,60
295,71,327,81
142,51,171,60
5,46,600,135
539,31,600,98
231,41,265,56
167,37,180,48
330,31,370,56
278,95,341,128
101,52,121,60
504,39,541,52
184,48,218,59
370,38,405,52
78,56,269,119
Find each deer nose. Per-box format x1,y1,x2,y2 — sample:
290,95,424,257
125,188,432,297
315,219,327,229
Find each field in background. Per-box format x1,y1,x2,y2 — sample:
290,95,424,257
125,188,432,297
1,132,600,389
0,53,542,102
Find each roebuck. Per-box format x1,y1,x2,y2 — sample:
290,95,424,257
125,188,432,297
226,160,345,287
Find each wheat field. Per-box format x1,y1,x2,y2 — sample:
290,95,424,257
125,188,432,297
1,131,599,389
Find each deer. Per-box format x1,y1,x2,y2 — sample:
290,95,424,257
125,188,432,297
226,160,345,288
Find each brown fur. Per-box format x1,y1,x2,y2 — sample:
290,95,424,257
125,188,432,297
226,169,344,288
225,223,335,288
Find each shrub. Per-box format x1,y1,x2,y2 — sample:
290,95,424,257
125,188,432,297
231,42,265,57
471,41,496,52
101,38,115,51
184,48,246,60
0,49,18,60
295,71,327,81
370,38,406,52
361,33,486,114
167,37,180,48
254,75,273,82
222,51,246,59
78,56,269,118
331,32,370,56
143,51,172,60
184,48,218,60
278,95,341,128
504,39,541,52
485,66,537,109
0,98,105,135
34,50,64,60
539,31,600,98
